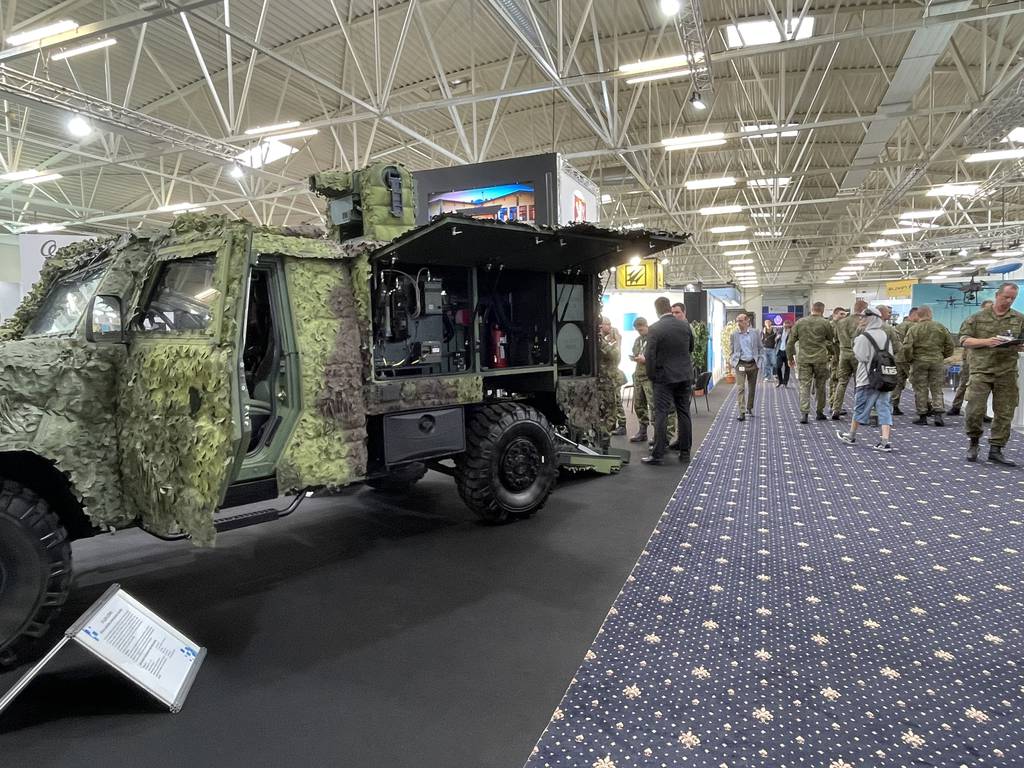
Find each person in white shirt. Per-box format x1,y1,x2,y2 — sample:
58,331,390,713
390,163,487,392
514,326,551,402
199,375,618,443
837,306,894,451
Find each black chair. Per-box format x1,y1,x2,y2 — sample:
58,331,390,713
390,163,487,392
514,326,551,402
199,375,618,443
691,371,713,414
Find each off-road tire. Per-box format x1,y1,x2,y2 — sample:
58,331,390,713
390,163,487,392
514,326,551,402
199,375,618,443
455,403,556,523
366,462,428,493
0,479,72,669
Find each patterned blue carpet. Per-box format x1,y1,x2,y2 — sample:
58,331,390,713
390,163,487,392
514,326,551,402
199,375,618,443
526,380,1024,768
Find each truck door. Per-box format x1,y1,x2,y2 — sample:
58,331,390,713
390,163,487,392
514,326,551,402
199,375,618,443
117,232,252,545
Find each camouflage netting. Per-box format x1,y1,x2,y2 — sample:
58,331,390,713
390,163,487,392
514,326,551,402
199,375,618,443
0,338,128,526
0,237,116,341
556,377,601,431
116,223,251,546
363,374,484,416
277,258,368,491
117,345,234,545
311,161,416,243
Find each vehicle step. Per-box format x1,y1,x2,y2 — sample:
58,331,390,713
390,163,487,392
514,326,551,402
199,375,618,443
214,507,283,532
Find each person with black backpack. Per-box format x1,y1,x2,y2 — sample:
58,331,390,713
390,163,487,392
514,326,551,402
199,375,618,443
837,305,897,451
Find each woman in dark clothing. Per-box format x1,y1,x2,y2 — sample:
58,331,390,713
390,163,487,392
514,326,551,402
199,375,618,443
761,319,778,380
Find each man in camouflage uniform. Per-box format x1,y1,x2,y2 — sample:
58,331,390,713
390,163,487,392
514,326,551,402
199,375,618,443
959,283,1024,465
948,299,993,416
597,316,621,451
788,301,837,424
904,305,955,426
831,299,868,419
827,307,847,405
600,317,627,435
891,306,919,415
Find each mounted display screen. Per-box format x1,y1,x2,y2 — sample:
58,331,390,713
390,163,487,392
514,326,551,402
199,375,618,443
427,183,537,224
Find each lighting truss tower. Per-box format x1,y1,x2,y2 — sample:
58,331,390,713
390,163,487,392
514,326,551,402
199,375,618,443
675,0,714,102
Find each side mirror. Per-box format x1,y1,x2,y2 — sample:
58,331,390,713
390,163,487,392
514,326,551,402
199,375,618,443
85,295,126,343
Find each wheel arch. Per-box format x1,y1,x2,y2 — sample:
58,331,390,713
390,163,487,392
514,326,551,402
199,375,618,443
0,451,95,541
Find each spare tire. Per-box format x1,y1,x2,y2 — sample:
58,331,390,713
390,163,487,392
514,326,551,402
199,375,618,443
454,403,556,523
0,479,72,669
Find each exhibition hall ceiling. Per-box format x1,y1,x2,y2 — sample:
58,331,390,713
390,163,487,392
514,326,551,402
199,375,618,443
0,0,1022,288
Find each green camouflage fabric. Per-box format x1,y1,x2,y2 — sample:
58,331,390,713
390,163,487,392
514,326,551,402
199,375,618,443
798,360,830,416
835,314,861,353
951,350,970,410
631,335,650,427
363,375,484,416
960,307,1024,447
831,354,856,413
891,319,916,408
310,162,416,243
556,377,601,433
631,335,648,382
828,319,841,398
597,332,621,444
893,319,915,363
958,307,1024,376
904,319,955,364
786,315,836,364
910,361,946,415
276,258,369,492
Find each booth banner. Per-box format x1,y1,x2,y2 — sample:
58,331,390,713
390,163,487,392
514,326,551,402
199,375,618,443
886,279,916,300
19,233,88,298
766,312,796,327
615,261,662,290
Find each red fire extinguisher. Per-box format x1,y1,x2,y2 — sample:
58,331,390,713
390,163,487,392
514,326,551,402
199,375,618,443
491,324,508,368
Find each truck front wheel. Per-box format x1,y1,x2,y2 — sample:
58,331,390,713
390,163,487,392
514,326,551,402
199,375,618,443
455,404,556,523
0,479,72,669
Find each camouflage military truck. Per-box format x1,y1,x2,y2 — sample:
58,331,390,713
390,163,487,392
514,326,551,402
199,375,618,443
0,162,684,667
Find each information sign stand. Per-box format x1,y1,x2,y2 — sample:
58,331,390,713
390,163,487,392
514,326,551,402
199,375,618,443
0,584,206,716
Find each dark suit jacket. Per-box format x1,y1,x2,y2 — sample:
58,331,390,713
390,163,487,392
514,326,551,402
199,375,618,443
645,314,694,384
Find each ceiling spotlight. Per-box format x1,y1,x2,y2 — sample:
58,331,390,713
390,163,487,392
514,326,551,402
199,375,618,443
689,91,707,110
660,0,682,14
66,115,92,138
661,257,670,265
230,165,245,179
958,248,968,257
629,255,642,266
889,252,902,261
685,282,696,291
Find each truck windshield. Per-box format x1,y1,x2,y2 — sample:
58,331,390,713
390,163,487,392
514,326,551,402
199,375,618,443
23,267,105,337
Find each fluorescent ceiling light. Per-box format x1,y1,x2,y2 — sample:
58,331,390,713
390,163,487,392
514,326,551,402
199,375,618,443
926,183,979,197
970,258,996,265
662,132,726,150
901,220,939,230
66,116,92,138
24,173,63,184
700,205,744,216
21,223,66,233
625,68,694,85
725,17,815,48
993,249,1024,258
709,225,748,234
686,176,736,190
622,222,644,230
741,123,800,139
724,250,753,256
159,202,198,213
948,266,974,272
754,230,782,237
269,128,319,141
0,169,41,182
601,193,612,204
869,238,900,247
856,251,885,258
619,53,697,74
965,148,1024,163
234,139,298,169
750,212,773,218
244,121,301,136
51,37,116,60
718,240,750,247
838,266,864,272
747,177,792,187
926,275,951,281
7,19,78,46
879,227,920,235
1004,126,1024,143
899,209,944,220
728,258,754,265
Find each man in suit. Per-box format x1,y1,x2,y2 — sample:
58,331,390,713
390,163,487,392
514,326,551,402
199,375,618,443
642,296,694,465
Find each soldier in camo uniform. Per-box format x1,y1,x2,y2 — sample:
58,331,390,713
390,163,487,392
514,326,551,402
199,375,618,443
891,307,919,415
831,299,868,419
629,316,675,444
788,301,838,424
948,299,993,416
597,316,621,451
827,307,846,407
904,305,955,426
958,283,1024,465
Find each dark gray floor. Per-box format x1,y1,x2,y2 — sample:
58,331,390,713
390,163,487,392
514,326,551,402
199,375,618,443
0,385,729,768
